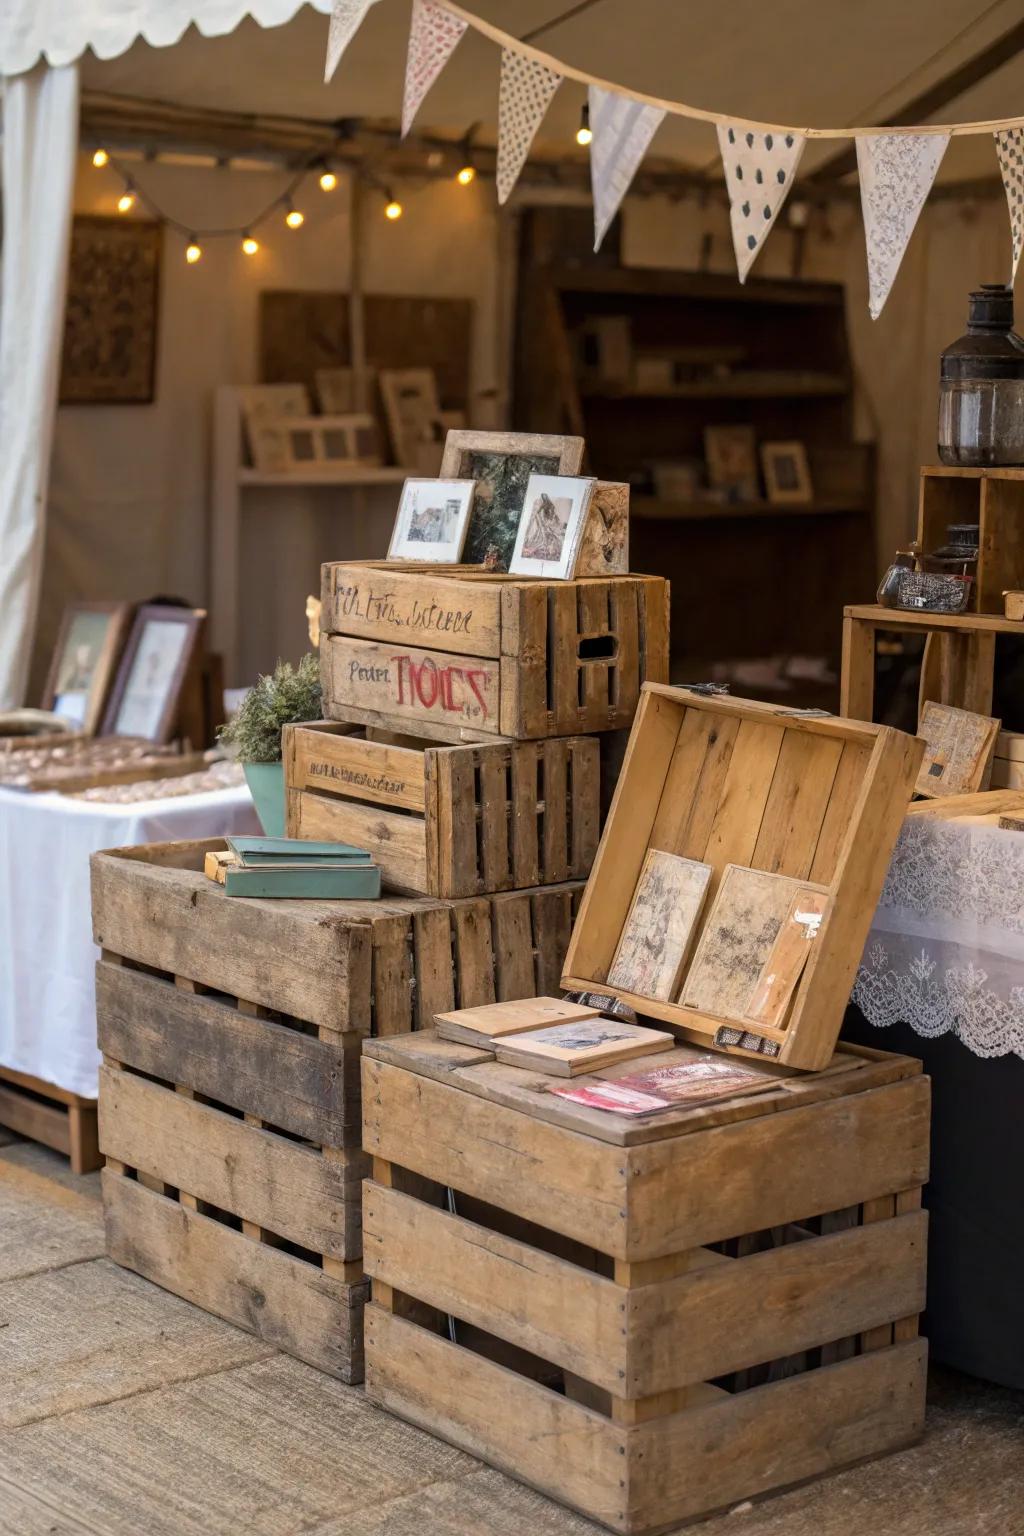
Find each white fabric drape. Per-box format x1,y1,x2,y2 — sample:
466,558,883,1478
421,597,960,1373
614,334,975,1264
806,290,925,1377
0,63,79,707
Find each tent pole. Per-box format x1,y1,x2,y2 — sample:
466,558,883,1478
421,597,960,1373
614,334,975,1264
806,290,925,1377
349,169,368,412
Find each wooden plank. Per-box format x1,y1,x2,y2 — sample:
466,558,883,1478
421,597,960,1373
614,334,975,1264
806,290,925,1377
287,789,429,894
99,1067,365,1259
701,718,786,881
321,561,503,657
478,749,511,894
436,749,480,898
371,915,414,1037
809,739,873,884
365,1306,628,1532
491,891,537,1001
668,714,742,862
96,960,361,1145
323,635,501,737
637,576,670,685
752,731,844,877
843,602,1024,635
501,581,548,737
532,887,574,996
510,742,540,888
104,1172,367,1381
0,1085,71,1160
286,721,427,811
451,902,497,1010
541,740,569,883
549,582,581,736
840,612,874,720
610,579,642,714
906,787,1024,820
411,908,456,1027
577,582,610,724
569,737,601,876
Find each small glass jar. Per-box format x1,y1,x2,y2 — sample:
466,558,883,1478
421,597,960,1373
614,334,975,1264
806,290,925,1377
938,286,1024,466
877,545,918,607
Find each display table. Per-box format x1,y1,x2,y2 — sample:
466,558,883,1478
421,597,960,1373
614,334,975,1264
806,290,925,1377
849,812,1024,1390
0,783,259,1101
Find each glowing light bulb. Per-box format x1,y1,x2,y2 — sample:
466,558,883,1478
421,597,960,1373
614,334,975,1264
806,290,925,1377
185,239,202,264
92,148,110,168
575,105,592,147
285,206,304,229
117,189,136,214
384,197,403,221
456,164,476,186
241,234,259,256
319,169,338,192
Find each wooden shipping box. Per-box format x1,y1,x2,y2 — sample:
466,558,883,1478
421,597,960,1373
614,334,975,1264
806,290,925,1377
285,719,600,898
91,838,584,1382
319,560,669,742
916,465,1024,615
562,685,924,1071
362,1031,929,1535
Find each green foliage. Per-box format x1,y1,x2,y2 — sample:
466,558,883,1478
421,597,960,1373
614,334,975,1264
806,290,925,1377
218,653,322,763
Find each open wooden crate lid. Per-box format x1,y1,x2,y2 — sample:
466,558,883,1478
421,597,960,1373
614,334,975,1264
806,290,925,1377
561,684,924,1072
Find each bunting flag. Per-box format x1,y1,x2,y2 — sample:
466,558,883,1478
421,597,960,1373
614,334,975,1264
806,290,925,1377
857,132,949,320
325,0,377,83
589,86,666,250
496,49,562,205
995,128,1024,287
401,0,467,139
717,125,806,282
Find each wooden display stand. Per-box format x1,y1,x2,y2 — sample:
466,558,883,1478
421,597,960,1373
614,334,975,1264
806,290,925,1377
917,465,1024,614
362,1031,929,1534
285,719,600,898
91,838,584,1373
319,561,669,743
840,603,1023,721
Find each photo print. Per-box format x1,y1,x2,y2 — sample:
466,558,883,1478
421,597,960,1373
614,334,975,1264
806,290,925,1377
387,478,475,563
509,473,596,579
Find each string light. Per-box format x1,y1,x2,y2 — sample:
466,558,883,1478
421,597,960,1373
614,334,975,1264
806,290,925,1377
319,167,338,192
576,104,592,146
285,202,305,229
117,184,137,214
92,148,110,168
241,233,260,256
384,190,403,220
456,164,476,186
185,237,202,264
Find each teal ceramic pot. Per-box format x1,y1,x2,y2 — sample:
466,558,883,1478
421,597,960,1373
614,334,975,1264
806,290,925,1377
243,760,286,837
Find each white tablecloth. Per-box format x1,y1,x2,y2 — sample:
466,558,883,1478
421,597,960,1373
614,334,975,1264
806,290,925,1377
854,815,1024,1061
0,783,260,1098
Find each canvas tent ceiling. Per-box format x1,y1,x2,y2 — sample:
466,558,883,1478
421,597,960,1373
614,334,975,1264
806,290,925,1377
5,0,1024,184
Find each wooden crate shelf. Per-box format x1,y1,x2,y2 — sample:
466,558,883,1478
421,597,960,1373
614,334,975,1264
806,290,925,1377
285,719,601,898
362,1032,929,1534
0,1067,100,1175
917,465,1024,616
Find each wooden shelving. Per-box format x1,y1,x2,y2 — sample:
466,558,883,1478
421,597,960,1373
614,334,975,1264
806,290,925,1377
634,496,865,522
582,372,849,401
238,466,408,488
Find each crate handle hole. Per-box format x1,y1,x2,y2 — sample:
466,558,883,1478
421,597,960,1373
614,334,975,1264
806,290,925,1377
578,635,618,662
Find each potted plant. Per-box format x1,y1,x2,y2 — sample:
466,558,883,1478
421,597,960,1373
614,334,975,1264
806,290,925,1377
218,653,321,836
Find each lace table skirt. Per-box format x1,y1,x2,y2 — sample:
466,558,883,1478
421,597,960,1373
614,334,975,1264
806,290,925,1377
853,816,1024,1060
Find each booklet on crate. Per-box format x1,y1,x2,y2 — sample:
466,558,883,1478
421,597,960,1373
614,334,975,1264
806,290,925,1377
494,1018,674,1077
226,834,371,866
434,996,600,1047
549,1057,775,1114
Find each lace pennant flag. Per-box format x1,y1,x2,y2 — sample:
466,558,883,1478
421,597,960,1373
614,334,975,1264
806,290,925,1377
995,128,1024,286
717,124,806,282
325,0,377,83
857,132,949,319
401,0,467,139
589,86,666,250
496,49,562,205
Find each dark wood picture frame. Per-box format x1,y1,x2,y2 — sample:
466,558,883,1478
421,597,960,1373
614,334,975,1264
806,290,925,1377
101,605,205,743
40,601,133,735
60,215,162,405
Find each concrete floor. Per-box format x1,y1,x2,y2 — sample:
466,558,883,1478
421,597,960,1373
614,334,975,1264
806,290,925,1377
0,1131,1020,1536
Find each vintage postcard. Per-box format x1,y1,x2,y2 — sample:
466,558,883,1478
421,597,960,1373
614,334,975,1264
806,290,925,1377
915,701,1000,798
494,1017,674,1077
435,996,599,1046
387,478,476,563
607,851,712,1000
509,473,596,580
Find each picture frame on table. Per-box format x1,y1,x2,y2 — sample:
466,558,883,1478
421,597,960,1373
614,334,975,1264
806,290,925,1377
388,479,476,563
379,368,445,474
248,414,381,474
440,430,585,569
41,601,133,734
761,441,813,505
509,474,597,580
101,605,205,743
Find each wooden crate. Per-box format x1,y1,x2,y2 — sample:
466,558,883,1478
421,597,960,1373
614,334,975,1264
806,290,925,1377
362,1032,929,1535
0,1067,99,1174
917,465,1024,615
319,560,669,742
561,685,922,1072
284,719,601,898
841,603,1022,722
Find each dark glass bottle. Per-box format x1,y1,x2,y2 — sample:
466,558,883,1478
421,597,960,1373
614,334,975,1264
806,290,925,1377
938,285,1024,466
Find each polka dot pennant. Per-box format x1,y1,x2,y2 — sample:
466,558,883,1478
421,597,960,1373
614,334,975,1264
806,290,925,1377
995,129,1024,288
716,124,806,282
497,49,562,206
856,133,948,320
401,0,467,139
325,0,378,83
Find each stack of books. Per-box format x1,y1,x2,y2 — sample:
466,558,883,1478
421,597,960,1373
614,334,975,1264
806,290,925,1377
204,836,381,899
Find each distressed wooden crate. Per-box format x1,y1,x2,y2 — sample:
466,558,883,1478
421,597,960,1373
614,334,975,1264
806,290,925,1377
363,1031,930,1535
319,560,669,743
285,719,601,898
563,685,923,1071
0,1067,100,1175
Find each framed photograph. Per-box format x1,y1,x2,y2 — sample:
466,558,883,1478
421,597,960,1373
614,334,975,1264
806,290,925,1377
704,425,758,500
388,479,476,563
60,217,161,405
101,605,204,743
509,474,597,579
441,430,585,569
238,384,311,470
761,441,814,505
40,601,132,733
248,414,381,474
379,368,444,474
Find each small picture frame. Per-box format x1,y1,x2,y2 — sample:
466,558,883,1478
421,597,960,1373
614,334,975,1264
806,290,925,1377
101,605,204,743
761,441,813,505
509,474,597,580
387,478,476,563
41,601,132,733
249,414,381,475
704,425,759,499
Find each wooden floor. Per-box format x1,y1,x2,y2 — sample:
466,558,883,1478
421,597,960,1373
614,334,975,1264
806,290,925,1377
0,1130,1020,1536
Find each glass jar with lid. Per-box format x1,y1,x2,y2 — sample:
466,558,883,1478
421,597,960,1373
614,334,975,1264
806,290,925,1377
938,285,1024,466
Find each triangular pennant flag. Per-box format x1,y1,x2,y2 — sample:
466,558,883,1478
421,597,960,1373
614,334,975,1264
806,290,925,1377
857,132,949,319
995,128,1024,287
589,86,665,250
325,0,377,83
717,124,806,282
401,0,467,139
496,49,562,205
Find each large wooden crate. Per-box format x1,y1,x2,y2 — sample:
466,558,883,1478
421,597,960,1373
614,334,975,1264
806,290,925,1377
285,719,600,898
563,685,923,1071
362,1032,930,1535
319,560,669,742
